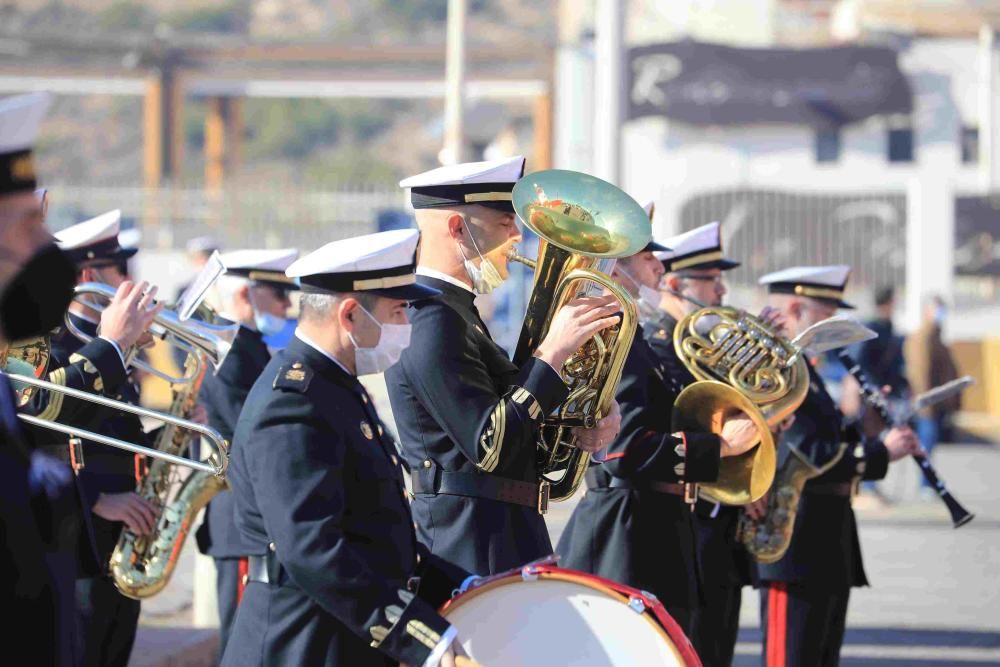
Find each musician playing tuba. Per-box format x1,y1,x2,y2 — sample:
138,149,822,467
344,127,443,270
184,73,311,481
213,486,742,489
386,157,621,577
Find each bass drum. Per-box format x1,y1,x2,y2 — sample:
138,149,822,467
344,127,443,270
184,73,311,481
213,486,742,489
441,565,701,666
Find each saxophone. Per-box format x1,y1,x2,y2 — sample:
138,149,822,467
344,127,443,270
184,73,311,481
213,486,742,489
737,442,845,563
110,307,235,599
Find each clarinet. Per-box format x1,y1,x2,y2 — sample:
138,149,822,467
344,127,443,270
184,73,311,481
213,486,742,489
837,351,974,528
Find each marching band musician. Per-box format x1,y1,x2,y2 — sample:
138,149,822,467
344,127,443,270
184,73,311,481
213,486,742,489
556,235,761,633
645,221,753,666
222,230,471,667
0,90,67,667
48,210,168,667
754,265,921,667
386,157,621,576
1,93,156,666
194,247,298,659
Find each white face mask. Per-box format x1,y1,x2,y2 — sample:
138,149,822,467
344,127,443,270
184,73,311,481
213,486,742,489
618,267,661,318
458,221,506,294
348,304,412,376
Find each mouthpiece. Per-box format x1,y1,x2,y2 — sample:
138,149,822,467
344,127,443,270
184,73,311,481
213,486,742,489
506,246,537,270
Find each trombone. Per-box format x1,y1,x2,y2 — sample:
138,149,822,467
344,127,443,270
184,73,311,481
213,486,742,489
67,282,238,385
11,373,228,476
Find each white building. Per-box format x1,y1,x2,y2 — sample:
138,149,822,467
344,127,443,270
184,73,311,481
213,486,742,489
555,28,1000,338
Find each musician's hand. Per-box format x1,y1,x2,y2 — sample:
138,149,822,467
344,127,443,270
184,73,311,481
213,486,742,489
188,404,208,426
775,415,795,434
744,492,769,521
93,492,159,536
573,400,621,453
438,638,472,667
720,411,759,457
99,281,164,352
402,638,475,667
884,425,921,462
757,306,787,335
534,295,622,371
860,400,887,437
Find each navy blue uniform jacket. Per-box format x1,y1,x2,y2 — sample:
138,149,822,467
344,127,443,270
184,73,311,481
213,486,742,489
557,325,721,612
645,313,753,591
756,364,890,590
196,325,271,559
385,276,569,576
223,336,461,667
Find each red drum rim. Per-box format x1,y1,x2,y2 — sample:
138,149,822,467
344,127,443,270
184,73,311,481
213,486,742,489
441,565,702,667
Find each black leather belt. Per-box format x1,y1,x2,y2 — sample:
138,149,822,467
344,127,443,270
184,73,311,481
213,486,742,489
246,551,285,586
585,468,687,497
411,465,549,513
806,481,857,497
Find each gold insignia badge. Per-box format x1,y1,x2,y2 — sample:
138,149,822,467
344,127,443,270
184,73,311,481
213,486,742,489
285,369,305,381
292,362,302,368
360,421,374,440
11,154,35,182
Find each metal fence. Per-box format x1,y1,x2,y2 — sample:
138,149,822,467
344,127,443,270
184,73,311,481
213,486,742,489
678,187,908,309
44,183,407,251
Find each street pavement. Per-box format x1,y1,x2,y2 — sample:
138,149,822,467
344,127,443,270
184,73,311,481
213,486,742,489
134,441,1000,666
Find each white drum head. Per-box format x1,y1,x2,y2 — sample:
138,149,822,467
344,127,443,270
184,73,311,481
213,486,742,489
444,576,690,666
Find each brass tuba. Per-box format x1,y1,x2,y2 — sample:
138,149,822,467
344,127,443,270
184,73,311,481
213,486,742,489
506,169,651,503
672,306,809,504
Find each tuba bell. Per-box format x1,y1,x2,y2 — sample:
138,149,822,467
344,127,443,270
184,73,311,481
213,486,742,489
671,306,809,504
506,169,651,502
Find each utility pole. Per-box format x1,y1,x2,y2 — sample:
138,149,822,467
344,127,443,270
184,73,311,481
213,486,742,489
594,0,625,184
443,0,467,165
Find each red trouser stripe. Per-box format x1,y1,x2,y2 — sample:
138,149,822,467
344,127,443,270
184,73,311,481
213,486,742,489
767,582,787,667
237,557,249,606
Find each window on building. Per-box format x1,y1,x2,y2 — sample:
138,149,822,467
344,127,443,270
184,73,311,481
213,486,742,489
961,126,979,164
887,126,914,163
815,128,841,163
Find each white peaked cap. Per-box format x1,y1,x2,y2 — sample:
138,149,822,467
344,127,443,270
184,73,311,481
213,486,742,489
400,156,525,188
54,209,137,265
221,248,300,272
759,264,854,308
641,200,655,219
0,92,51,155
221,248,300,288
400,156,525,211
1,93,52,196
655,221,739,272
287,229,440,301
55,209,122,250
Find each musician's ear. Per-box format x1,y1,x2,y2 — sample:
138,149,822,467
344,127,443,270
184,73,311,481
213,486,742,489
788,298,803,322
447,213,466,240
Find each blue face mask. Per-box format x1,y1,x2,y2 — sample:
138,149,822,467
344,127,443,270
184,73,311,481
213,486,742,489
255,311,287,338
934,304,946,324
249,288,287,338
